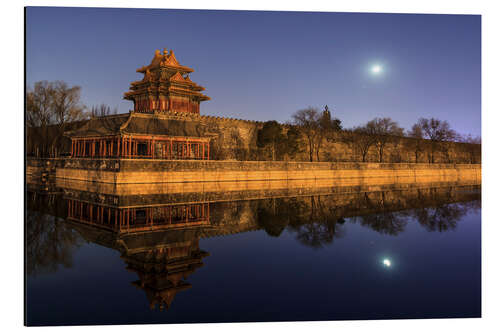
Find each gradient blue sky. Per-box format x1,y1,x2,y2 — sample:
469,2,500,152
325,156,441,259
26,7,481,136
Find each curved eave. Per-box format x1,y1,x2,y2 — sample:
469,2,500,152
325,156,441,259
168,87,209,98
137,64,194,74
119,132,211,142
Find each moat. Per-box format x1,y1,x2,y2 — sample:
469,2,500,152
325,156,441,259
25,179,481,325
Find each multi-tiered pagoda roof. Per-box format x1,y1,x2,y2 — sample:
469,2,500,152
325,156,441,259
124,49,210,114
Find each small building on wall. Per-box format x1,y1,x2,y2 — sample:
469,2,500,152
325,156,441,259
65,49,212,160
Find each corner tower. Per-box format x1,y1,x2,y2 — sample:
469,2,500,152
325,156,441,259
124,49,210,114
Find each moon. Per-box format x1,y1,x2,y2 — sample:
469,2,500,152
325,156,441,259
382,258,391,267
371,65,382,74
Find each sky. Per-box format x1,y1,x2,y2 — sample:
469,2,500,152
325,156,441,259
26,7,481,137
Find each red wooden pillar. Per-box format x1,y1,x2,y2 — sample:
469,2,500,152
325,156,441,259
170,140,173,159
202,142,205,160
127,208,130,230
152,139,155,158
207,142,210,160
119,210,123,231
128,137,132,158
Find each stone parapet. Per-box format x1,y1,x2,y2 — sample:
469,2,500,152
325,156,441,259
52,158,481,185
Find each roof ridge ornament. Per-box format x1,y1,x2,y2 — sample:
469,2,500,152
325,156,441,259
166,49,179,66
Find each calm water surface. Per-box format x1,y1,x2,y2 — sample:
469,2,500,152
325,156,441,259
25,185,481,325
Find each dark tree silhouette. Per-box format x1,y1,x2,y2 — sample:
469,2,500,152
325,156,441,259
257,121,287,161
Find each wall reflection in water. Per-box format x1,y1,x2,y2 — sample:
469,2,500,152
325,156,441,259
26,183,480,311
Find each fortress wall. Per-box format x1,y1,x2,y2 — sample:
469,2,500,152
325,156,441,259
154,113,479,163
54,158,481,185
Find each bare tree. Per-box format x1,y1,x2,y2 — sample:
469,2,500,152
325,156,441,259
364,117,404,163
458,134,481,164
89,103,118,118
26,81,55,128
292,107,321,162
291,106,342,162
416,118,457,163
26,81,56,156
52,81,86,153
418,117,456,141
27,80,87,157
343,128,378,162
405,123,426,163
52,81,86,126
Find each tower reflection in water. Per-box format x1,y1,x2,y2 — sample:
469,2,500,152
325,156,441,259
66,200,211,311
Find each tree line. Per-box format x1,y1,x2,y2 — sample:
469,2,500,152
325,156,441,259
26,80,119,157
256,105,481,164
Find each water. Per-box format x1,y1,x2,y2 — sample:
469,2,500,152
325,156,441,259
25,184,481,326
